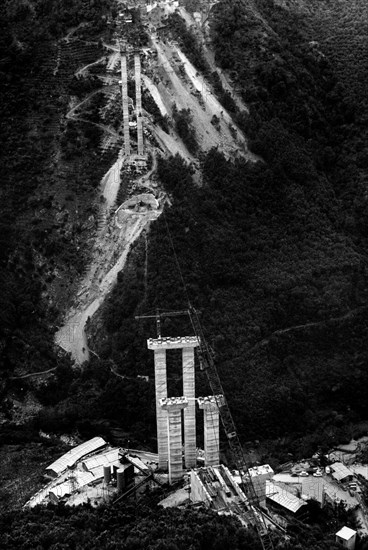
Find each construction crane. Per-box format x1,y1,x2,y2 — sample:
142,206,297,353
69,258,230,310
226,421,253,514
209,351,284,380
138,305,275,550
187,304,275,550
135,308,192,338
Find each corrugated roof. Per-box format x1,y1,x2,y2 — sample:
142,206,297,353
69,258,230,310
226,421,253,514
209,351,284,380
331,462,352,481
266,482,307,514
46,437,107,476
82,449,119,472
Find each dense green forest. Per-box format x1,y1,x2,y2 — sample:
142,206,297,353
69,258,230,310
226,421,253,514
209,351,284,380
2,498,365,550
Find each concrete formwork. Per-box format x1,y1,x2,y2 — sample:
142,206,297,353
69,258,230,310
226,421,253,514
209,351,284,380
161,397,188,483
248,464,274,505
134,52,144,155
120,52,130,156
148,336,199,472
198,395,224,467
183,347,196,468
148,345,168,470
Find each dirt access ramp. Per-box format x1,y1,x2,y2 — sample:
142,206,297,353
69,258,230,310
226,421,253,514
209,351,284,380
150,37,249,159
55,203,161,364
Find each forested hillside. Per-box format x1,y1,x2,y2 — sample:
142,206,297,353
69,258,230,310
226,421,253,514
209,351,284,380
8,0,368,457
0,0,114,384
2,0,368,548
80,0,368,459
0,499,358,550
2,0,367,465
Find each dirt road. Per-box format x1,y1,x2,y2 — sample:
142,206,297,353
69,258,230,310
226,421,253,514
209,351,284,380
142,74,169,117
151,37,247,159
55,202,161,364
75,56,106,78
101,152,124,207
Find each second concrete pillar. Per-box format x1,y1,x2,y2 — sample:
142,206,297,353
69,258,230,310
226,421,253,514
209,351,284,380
161,397,188,483
183,347,196,468
198,395,224,467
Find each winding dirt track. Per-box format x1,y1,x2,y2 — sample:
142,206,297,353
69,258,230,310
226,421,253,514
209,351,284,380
55,203,161,364
66,85,121,139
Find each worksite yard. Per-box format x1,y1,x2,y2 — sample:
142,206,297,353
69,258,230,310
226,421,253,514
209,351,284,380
273,472,359,509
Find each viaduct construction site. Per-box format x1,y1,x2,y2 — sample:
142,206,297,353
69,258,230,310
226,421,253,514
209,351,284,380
147,334,223,482
47,3,367,549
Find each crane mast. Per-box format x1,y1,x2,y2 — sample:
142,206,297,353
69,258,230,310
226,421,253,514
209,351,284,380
137,305,275,550
188,305,274,550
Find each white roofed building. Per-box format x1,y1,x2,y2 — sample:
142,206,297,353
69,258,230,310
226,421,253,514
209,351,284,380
266,482,309,520
46,437,107,477
336,526,356,550
330,463,354,484
248,464,274,504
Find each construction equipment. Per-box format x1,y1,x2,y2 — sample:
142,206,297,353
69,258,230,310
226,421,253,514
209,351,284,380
187,304,275,550
140,305,275,550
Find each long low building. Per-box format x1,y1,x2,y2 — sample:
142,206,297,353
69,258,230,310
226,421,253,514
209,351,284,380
330,462,354,483
46,437,107,477
266,482,309,520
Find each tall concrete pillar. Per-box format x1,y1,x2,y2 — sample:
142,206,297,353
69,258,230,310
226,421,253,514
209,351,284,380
148,336,199,472
120,52,130,156
134,52,144,156
160,397,188,483
183,347,196,468
198,395,224,467
154,348,168,470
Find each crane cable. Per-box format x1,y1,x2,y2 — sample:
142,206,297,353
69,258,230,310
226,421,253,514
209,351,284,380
162,208,215,377
163,208,191,308
161,202,275,550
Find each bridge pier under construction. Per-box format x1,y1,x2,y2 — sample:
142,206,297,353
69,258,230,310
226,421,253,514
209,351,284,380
120,47,130,156
134,51,144,156
148,335,224,481
119,47,145,159
148,336,199,474
198,395,224,467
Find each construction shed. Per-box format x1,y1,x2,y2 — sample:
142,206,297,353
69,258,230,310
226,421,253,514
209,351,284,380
336,526,356,550
266,482,309,521
46,437,107,477
330,463,354,484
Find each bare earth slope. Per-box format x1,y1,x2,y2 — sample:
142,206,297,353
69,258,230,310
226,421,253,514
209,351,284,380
55,5,249,364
